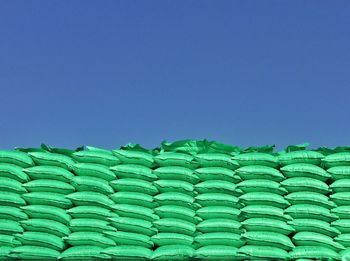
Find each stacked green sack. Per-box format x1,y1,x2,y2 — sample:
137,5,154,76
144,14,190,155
193,143,245,260
234,150,294,260
61,147,118,260
279,147,343,260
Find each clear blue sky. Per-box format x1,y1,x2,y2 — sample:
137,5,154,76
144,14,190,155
1,1,349,151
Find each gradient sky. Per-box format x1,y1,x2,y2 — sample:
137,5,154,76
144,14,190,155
1,1,350,151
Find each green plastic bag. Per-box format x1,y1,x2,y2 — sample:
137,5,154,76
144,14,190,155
237,245,288,260
9,246,60,260
63,232,115,247
0,234,21,247
233,152,278,168
235,165,284,182
194,167,240,183
104,231,153,248
110,192,156,209
194,153,239,170
154,205,198,224
21,205,71,225
0,177,27,194
154,180,196,196
0,246,11,260
330,179,350,192
152,233,193,246
155,192,198,210
288,219,340,237
236,179,287,195
23,166,74,182
154,166,199,184
28,152,75,170
71,163,116,181
0,150,34,168
239,192,290,208
292,232,345,251
108,217,157,236
285,191,336,209
280,163,330,181
153,218,196,236
0,206,28,221
70,176,113,195
278,151,324,166
332,219,350,233
327,166,350,180
0,164,29,182
197,219,241,234
71,150,120,166
20,218,70,237
23,192,73,209
0,192,26,207
111,204,159,222
102,246,152,260
330,192,350,206
241,205,291,221
196,206,240,221
332,206,350,219
242,218,294,235
112,149,154,167
194,245,239,260
110,178,158,195
110,164,157,181
16,232,65,251
288,246,340,260
281,177,329,194
195,232,244,247
335,234,350,247
0,219,23,234
242,231,294,250
154,152,198,169
195,180,239,195
151,245,194,260
58,246,110,260
322,152,350,168
67,206,115,221
69,218,116,233
66,191,114,209
285,204,338,222
23,179,75,194
195,193,240,208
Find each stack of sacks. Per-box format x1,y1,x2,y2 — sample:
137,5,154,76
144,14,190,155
234,151,294,260
104,148,157,260
10,151,75,260
324,152,350,260
60,148,118,260
193,145,244,260
279,150,343,260
151,148,199,260
0,150,33,259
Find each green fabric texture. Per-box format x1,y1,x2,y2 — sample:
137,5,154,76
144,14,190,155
194,246,239,260
151,245,195,260
288,246,340,260
20,218,70,237
292,232,345,251
104,231,153,248
194,167,240,183
242,231,294,251
195,233,244,247
154,166,199,184
152,233,194,247
194,153,239,170
237,245,288,260
233,152,278,168
63,232,116,247
71,163,116,181
15,232,65,251
58,246,110,260
112,149,154,167
71,150,120,166
0,164,29,182
110,178,158,195
110,164,157,181
70,176,113,195
9,246,60,260
0,177,27,194
0,150,34,168
28,152,75,170
23,179,75,194
288,219,341,237
236,179,287,195
21,205,71,225
23,165,74,182
235,165,284,181
67,206,116,220
101,246,152,260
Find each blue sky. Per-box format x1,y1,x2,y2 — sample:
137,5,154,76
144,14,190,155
1,1,350,151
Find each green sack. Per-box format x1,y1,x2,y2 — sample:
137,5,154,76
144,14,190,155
110,164,157,181
327,166,350,180
288,219,340,237
71,150,120,166
194,167,240,183
66,191,114,209
111,204,159,222
235,165,284,182
155,192,198,210
194,153,239,170
335,234,350,247
23,192,73,209
0,234,21,247
239,192,290,208
237,245,288,260
0,164,29,182
242,231,294,251
9,246,60,260
64,232,115,247
0,192,26,207
108,217,157,236
278,151,324,166
289,246,340,260
153,218,196,236
196,206,240,221
0,177,27,194
233,152,278,168
154,152,198,169
16,232,65,251
21,205,71,225
67,206,115,221
292,232,345,251
281,177,329,194
151,245,194,260
197,219,241,234
195,180,239,195
195,232,244,247
71,163,116,181
110,192,155,208
280,163,330,181
154,180,195,196
154,205,198,224
236,179,287,195
195,193,240,208
322,152,350,168
194,246,239,260
69,218,116,233
152,233,193,247
154,166,199,184
0,206,28,221
28,152,75,170
0,220,23,234
23,179,75,194
240,205,291,221
58,246,110,260
102,246,152,260
110,178,158,195
330,179,350,192
0,150,34,168
112,149,154,167
331,219,350,233
0,246,12,260
285,204,338,222
104,231,153,248
285,191,336,209
242,218,294,235
70,176,113,195
330,192,350,206
332,206,350,219
20,218,70,237
23,165,74,182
